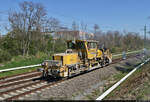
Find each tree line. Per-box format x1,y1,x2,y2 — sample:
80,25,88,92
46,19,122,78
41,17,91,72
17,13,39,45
93,30,146,53
0,1,66,63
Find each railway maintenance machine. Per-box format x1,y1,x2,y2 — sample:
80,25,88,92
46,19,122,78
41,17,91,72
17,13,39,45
38,40,112,78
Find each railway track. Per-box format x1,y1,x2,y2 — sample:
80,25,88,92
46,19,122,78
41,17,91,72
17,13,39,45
0,71,40,81
0,54,139,100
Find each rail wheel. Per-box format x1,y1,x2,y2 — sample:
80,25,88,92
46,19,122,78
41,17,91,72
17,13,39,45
67,68,71,78
101,61,105,68
42,71,48,78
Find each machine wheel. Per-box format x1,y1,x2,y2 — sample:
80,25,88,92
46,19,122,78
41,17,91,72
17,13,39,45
67,69,71,78
42,71,48,78
101,62,104,68
105,57,110,66
102,59,107,67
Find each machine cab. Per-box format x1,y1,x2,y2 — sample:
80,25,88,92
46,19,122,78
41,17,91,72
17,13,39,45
86,40,98,59
66,40,98,60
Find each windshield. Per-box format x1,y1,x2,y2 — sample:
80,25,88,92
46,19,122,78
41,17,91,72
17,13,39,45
76,42,85,49
87,42,97,50
67,42,75,49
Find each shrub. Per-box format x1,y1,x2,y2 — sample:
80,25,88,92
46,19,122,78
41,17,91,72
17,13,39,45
111,47,123,53
111,47,116,53
35,51,48,59
0,49,12,63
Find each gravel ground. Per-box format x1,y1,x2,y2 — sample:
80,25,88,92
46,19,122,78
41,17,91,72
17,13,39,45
22,55,143,100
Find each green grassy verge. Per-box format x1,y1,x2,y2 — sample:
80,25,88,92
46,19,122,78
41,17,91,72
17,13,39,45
0,55,51,70
112,51,139,60
105,58,150,100
0,67,41,78
0,55,49,78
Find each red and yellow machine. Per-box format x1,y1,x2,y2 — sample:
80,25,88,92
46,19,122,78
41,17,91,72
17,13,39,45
38,40,112,78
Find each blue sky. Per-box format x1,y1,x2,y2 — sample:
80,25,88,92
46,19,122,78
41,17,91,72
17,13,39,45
0,0,150,35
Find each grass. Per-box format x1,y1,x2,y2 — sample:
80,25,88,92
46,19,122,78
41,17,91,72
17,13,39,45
112,51,140,60
0,67,40,78
105,61,143,99
105,59,150,100
111,49,140,55
0,54,50,78
135,74,150,100
86,94,95,100
0,55,51,70
113,73,127,81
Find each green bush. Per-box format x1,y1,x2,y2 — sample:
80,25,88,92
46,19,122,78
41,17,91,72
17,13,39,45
111,47,116,53
35,51,47,58
0,49,12,63
54,39,66,53
111,47,123,54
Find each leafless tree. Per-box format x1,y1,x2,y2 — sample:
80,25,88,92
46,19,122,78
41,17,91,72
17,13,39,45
0,26,1,38
72,21,79,31
44,17,60,32
0,16,1,38
80,22,87,40
8,1,47,56
80,22,87,31
94,24,99,34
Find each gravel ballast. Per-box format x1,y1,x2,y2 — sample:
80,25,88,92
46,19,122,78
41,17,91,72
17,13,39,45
22,55,143,100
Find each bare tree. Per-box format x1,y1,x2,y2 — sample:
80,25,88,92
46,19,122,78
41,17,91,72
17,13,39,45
0,25,1,38
45,17,60,32
0,16,1,38
8,1,47,56
72,21,79,31
80,22,87,31
94,24,99,34
80,21,87,40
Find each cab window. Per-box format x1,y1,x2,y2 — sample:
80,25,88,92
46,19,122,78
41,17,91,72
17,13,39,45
76,42,85,49
87,42,97,49
67,42,75,49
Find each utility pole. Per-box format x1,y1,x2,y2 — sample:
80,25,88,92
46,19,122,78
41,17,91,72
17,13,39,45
144,25,146,49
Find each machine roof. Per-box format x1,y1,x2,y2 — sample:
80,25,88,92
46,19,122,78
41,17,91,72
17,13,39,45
67,40,99,43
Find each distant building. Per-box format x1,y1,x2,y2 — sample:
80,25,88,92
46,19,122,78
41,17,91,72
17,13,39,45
41,31,54,37
41,26,69,38
55,30,94,40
